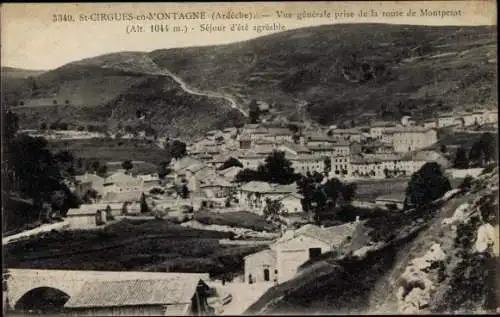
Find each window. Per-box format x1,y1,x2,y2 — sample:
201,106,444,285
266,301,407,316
309,248,322,259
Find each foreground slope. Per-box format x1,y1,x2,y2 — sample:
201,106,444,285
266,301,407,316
246,167,499,314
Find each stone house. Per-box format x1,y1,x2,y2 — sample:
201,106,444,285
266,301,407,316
391,127,437,153
63,275,212,316
437,113,456,128
244,222,359,284
199,177,234,199
286,153,325,175
74,173,105,198
244,249,277,284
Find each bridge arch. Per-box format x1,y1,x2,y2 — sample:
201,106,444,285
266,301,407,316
14,286,70,313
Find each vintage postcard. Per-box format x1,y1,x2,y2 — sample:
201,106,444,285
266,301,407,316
1,1,498,316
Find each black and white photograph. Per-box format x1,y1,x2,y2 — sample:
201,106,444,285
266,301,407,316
1,1,498,315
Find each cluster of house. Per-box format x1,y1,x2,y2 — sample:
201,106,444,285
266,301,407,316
184,121,452,181
424,108,498,129
65,164,162,229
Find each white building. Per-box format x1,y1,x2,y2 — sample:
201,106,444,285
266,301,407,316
369,122,399,140
437,113,456,128
238,181,300,215
391,127,438,153
244,222,359,284
286,154,326,175
328,128,362,143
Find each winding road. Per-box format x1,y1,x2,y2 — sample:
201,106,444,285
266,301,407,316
159,69,249,118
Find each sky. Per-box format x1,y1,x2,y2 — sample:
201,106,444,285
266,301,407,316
1,1,496,70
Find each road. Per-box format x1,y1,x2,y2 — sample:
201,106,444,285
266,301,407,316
158,69,249,118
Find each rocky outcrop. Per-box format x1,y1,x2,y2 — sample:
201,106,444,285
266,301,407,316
246,168,499,315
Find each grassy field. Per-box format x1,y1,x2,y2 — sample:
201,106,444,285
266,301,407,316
3,218,265,280
355,178,410,201
434,129,484,151
47,138,169,166
194,210,279,232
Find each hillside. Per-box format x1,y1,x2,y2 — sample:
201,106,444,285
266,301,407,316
3,24,497,139
246,167,499,314
4,54,245,140
151,24,497,124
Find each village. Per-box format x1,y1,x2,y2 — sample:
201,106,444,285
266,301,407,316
3,102,497,316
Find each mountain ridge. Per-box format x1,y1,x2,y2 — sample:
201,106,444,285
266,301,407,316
3,23,497,139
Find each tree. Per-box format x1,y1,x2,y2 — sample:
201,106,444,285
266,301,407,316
469,133,496,167
404,162,452,209
324,178,342,208
248,99,261,124
297,175,315,212
218,157,243,170
340,183,357,206
40,122,47,131
140,193,149,214
65,100,70,105
263,198,283,220
324,157,332,175
158,160,172,179
235,168,261,183
458,176,474,191
97,165,108,177
165,140,187,159
453,147,469,169
83,189,99,203
260,150,298,184
440,144,447,154
105,204,114,220
180,185,189,199
2,111,19,141
122,160,133,172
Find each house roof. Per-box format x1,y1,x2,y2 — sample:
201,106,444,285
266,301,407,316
286,153,324,162
308,143,349,151
267,128,293,136
276,192,304,201
103,190,143,203
330,128,361,134
279,142,311,153
305,134,337,143
218,166,243,178
64,276,207,308
375,193,406,203
104,172,142,186
240,181,274,193
286,223,358,246
200,177,233,188
173,157,203,172
137,174,160,182
75,173,104,184
185,163,208,173
370,121,398,128
389,127,435,134
402,150,451,167
244,248,276,261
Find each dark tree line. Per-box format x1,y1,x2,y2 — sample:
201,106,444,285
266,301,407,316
2,111,80,222
404,162,451,210
452,132,497,169
235,151,299,185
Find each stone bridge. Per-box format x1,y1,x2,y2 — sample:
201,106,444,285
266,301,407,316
5,268,209,310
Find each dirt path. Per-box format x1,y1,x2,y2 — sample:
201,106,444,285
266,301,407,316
158,68,249,118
